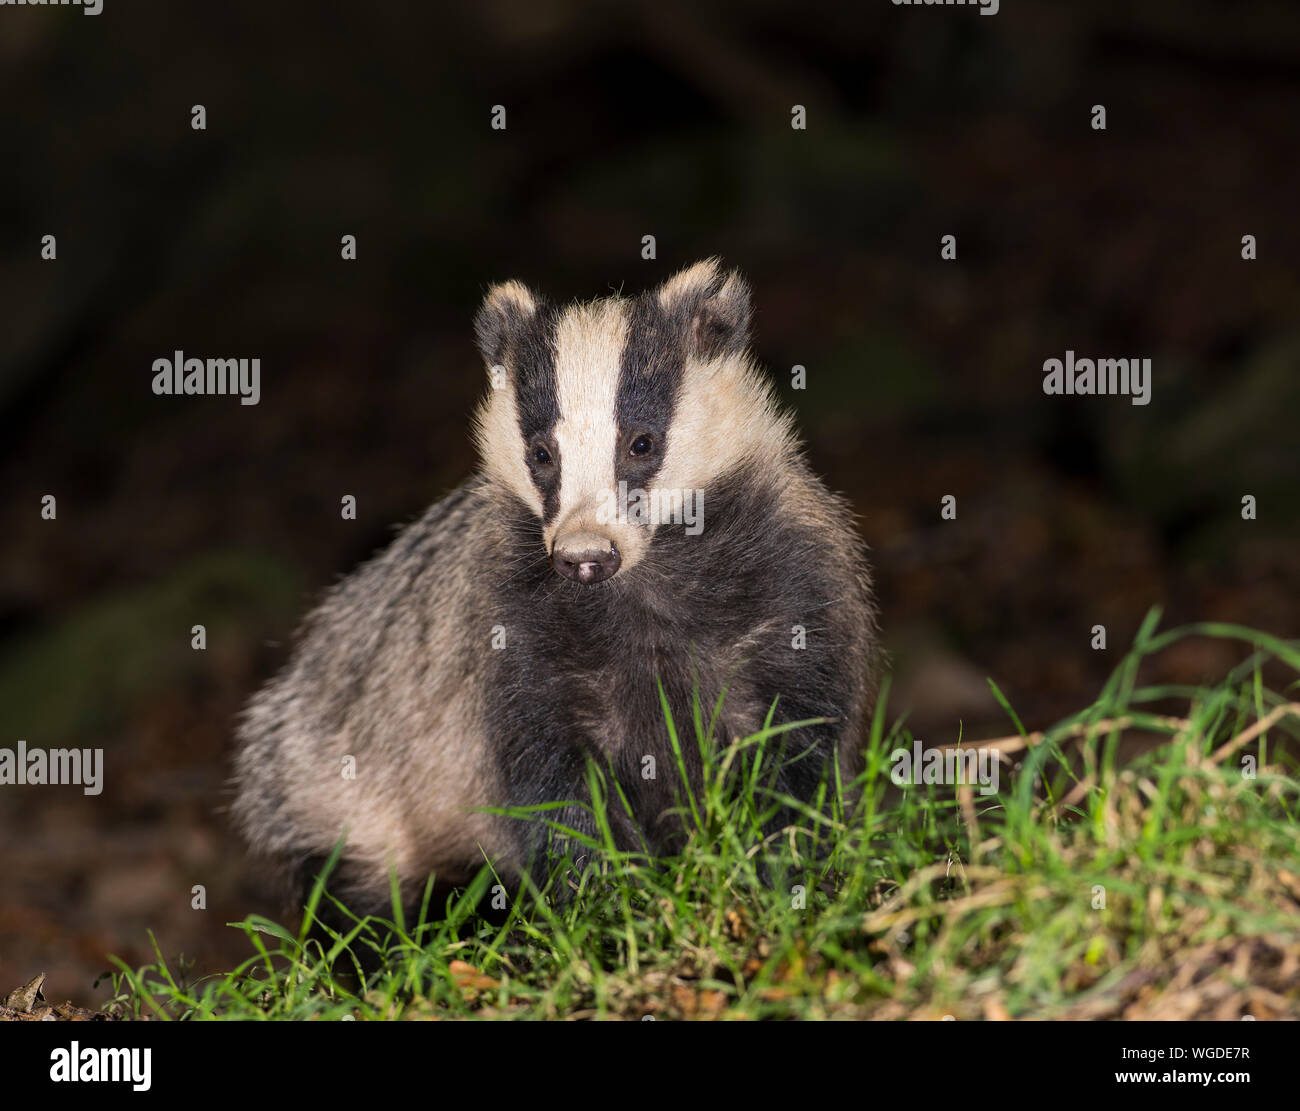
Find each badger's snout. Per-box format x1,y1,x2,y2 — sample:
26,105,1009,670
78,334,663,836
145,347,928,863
551,533,621,585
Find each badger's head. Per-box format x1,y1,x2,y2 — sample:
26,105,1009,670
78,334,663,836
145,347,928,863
472,259,796,585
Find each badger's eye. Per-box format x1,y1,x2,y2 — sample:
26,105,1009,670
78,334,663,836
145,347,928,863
629,434,654,457
532,444,552,465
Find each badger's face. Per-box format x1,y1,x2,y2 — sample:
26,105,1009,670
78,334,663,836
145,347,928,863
472,259,789,585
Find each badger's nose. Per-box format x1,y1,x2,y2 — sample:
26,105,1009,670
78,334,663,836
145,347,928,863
551,534,621,585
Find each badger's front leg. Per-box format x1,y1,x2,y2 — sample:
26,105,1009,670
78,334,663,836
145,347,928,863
497,734,650,892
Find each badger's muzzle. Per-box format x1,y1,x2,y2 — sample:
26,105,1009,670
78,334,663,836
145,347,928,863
551,532,621,585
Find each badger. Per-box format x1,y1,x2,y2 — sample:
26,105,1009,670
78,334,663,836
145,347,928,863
232,259,879,914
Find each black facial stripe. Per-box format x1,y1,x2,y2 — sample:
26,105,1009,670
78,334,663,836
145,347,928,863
616,293,687,488
525,437,561,525
510,305,563,523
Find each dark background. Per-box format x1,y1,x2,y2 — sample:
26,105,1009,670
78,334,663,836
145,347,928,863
1,0,1297,1005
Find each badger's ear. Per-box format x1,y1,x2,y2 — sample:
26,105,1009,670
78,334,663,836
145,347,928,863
656,258,752,360
474,279,541,367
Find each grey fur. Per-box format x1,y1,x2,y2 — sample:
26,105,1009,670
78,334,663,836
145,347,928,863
232,262,879,913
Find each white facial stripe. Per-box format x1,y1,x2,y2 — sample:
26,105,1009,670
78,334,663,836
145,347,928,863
651,353,794,494
473,374,543,517
548,301,627,542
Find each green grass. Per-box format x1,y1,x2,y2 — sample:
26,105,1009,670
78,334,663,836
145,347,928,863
105,610,1300,1020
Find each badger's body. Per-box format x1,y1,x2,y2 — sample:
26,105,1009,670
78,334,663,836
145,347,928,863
233,260,878,911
